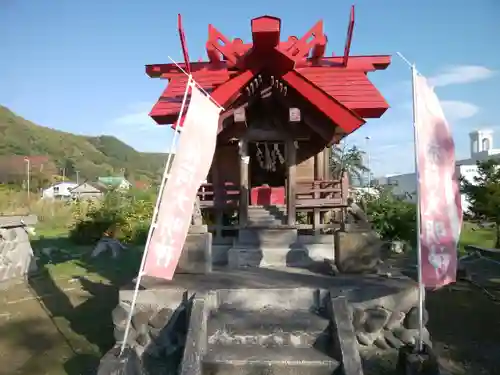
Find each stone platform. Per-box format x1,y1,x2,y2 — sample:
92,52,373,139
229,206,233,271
100,267,429,375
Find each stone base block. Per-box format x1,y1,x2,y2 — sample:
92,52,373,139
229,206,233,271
238,227,298,247
227,246,311,268
176,232,212,274
0,215,38,289
335,230,382,274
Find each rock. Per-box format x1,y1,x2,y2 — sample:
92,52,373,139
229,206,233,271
97,347,141,375
374,336,392,350
356,332,375,346
114,326,137,345
132,309,154,335
149,327,162,342
396,343,440,375
136,332,150,347
149,308,173,329
393,327,416,346
391,241,406,254
352,308,366,331
383,329,404,349
91,238,126,258
112,304,129,328
334,230,382,273
363,307,390,333
386,311,405,330
404,307,429,329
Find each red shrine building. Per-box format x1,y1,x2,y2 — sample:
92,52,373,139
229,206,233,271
146,11,390,241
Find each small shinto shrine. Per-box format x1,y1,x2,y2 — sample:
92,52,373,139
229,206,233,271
98,12,434,375
146,14,390,244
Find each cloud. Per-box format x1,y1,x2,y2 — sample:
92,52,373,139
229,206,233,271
109,102,176,152
113,103,156,130
441,100,479,121
428,65,495,87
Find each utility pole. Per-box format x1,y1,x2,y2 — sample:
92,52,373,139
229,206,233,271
76,170,80,185
24,157,30,201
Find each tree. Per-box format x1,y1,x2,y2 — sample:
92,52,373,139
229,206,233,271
461,159,500,247
329,143,369,184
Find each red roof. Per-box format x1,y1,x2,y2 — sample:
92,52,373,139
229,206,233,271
146,11,390,141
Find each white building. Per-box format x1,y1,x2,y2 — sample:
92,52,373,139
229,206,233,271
42,181,78,199
374,129,499,212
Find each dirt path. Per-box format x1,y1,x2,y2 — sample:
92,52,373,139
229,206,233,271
0,275,117,375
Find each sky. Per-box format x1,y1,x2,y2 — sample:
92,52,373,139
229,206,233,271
1,0,499,177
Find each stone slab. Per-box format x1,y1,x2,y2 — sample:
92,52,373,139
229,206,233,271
177,232,212,274
0,214,37,227
133,267,417,303
179,293,210,375
330,296,364,375
335,230,382,274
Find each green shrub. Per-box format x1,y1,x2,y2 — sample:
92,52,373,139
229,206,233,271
363,187,417,247
69,189,155,245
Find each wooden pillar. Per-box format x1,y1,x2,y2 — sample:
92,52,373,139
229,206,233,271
313,152,323,235
211,152,223,240
239,139,249,227
340,171,349,231
286,139,296,226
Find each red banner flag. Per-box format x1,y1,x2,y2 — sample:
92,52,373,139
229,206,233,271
143,79,221,280
414,72,463,288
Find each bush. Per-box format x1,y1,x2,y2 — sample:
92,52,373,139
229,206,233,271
69,189,155,245
362,187,418,247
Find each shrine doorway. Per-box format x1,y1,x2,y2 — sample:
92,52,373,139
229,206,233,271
248,141,287,206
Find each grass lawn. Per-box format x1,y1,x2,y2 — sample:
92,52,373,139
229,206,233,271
459,222,496,253
0,223,499,375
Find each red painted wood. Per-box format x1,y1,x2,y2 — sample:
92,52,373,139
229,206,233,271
251,186,285,206
145,55,391,79
342,5,355,66
280,70,364,135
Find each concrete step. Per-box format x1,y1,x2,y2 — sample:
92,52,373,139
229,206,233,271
203,345,339,375
208,308,330,348
227,246,310,268
238,228,298,247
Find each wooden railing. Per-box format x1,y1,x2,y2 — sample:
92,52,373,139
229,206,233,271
197,182,240,208
295,179,348,208
294,177,349,234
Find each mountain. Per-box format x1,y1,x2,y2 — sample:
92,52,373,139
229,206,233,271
0,105,167,182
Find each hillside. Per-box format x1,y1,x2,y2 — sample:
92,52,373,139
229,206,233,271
0,105,167,182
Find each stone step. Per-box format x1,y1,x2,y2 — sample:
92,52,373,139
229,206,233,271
238,228,298,246
208,308,330,348
227,246,310,268
247,217,284,225
203,345,339,375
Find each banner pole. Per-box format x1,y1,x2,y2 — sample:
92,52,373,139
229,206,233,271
119,75,192,356
397,52,425,352
411,64,425,352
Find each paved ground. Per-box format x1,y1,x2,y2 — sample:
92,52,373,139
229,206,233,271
0,274,117,375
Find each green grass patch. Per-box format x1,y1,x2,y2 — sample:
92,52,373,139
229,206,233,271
459,222,496,253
